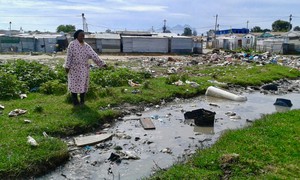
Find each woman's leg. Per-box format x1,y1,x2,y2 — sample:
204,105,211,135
71,93,79,106
80,93,85,105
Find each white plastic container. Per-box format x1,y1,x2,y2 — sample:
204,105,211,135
205,86,247,102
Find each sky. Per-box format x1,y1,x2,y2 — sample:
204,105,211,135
1,0,300,34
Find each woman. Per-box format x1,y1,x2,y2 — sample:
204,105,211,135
64,29,106,106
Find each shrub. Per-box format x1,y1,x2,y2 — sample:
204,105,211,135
90,67,150,87
2,60,57,91
39,80,67,95
0,72,26,99
33,105,44,113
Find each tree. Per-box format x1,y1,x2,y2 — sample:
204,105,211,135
251,26,263,32
263,28,271,32
105,29,112,33
56,25,76,33
192,29,197,36
182,27,192,36
272,20,291,32
294,26,300,31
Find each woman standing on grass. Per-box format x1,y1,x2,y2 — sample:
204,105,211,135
64,29,106,106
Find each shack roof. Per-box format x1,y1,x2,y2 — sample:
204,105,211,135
282,31,300,37
85,33,120,39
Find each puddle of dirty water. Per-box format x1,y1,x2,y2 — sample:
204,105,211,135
39,92,300,180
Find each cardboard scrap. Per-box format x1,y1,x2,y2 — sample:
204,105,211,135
140,118,155,130
74,133,113,146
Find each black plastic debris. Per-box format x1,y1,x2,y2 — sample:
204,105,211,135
108,152,120,161
273,98,293,107
184,108,216,126
262,84,278,91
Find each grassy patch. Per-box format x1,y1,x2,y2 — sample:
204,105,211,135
150,110,300,179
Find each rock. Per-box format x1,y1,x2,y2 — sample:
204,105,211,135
0,105,4,110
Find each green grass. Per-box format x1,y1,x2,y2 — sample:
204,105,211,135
0,62,300,178
149,110,300,179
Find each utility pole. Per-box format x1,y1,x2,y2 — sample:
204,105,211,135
9,21,12,36
247,20,249,29
163,19,167,33
82,13,88,32
214,14,218,48
82,13,85,30
289,14,292,31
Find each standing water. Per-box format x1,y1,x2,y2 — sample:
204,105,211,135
39,91,300,180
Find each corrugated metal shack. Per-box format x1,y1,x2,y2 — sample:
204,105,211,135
85,33,121,53
216,35,243,50
283,31,300,53
155,33,194,53
0,34,36,52
256,39,285,53
20,36,35,52
122,36,168,53
169,36,193,53
0,35,21,52
34,34,66,53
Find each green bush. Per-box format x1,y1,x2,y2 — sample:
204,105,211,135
90,68,150,87
53,64,68,84
0,72,26,99
39,80,67,95
1,60,57,90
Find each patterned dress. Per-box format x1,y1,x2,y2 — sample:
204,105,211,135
64,39,105,93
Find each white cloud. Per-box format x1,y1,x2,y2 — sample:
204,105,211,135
117,5,167,12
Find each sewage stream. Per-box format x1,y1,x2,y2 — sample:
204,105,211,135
39,91,300,180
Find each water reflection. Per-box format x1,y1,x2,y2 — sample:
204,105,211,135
194,125,214,134
274,105,292,112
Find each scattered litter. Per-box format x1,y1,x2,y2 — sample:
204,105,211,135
185,80,200,88
128,80,141,87
24,119,32,123
225,111,236,116
205,86,247,102
160,147,172,154
209,103,220,107
43,132,49,138
9,109,27,117
74,133,113,147
140,118,155,130
261,84,278,91
273,98,293,107
108,152,121,162
20,94,27,99
210,53,219,61
229,115,242,120
184,108,215,126
121,151,140,160
173,80,184,86
27,136,38,146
